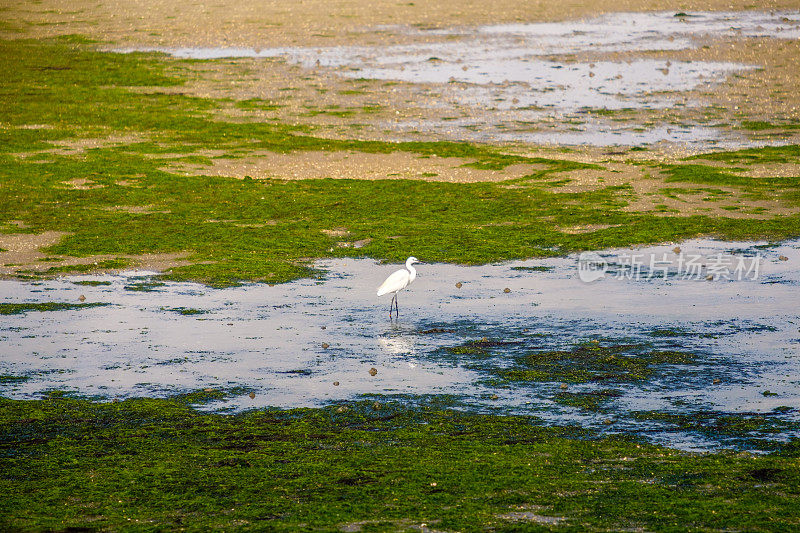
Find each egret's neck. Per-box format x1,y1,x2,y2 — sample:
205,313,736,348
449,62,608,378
406,260,417,283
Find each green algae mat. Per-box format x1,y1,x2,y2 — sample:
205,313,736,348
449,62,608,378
2,37,800,286
1,394,799,531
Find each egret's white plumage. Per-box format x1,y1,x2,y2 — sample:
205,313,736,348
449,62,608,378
377,256,420,318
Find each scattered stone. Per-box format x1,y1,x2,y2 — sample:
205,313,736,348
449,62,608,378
490,394,499,400
336,405,349,412
430,482,437,487
248,392,255,399
368,367,378,376
321,342,330,349
373,401,381,410
763,390,778,396
78,295,86,302
560,383,568,390
673,246,681,254
603,418,613,425
333,381,339,386
712,378,721,384
455,282,462,288
321,325,326,330
779,255,788,261
706,274,714,281
503,287,511,293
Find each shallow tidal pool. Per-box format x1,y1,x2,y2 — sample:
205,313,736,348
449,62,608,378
1,238,799,451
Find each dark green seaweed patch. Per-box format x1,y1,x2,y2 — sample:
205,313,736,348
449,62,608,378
0,375,30,384
0,302,109,315
1,395,799,531
553,389,623,412
499,342,698,384
632,410,800,451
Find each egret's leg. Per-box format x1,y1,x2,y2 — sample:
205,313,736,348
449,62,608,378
389,294,396,319
394,294,399,317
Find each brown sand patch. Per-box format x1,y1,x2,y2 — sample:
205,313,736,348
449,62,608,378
102,205,171,214
0,231,71,269
60,178,104,190
559,224,622,234
546,163,654,193
49,135,146,153
687,160,800,179
623,185,800,218
0,231,194,278
15,124,54,130
204,219,279,227
7,0,798,49
166,150,541,182
336,238,372,249
321,228,350,237
12,135,149,160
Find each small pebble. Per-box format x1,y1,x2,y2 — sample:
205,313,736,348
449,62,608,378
369,367,378,376
430,482,437,487
321,326,327,330
712,378,721,384
373,401,381,410
779,255,788,261
78,295,86,302
248,392,255,399
503,287,511,293
333,381,339,386
706,274,714,281
336,406,348,412
673,246,681,254
321,342,330,349
560,383,568,390
490,394,499,400
455,282,462,288
603,419,613,425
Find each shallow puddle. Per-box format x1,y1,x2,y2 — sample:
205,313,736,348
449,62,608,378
1,238,799,450
117,10,800,148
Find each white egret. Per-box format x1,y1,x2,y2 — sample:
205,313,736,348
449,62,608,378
377,256,422,319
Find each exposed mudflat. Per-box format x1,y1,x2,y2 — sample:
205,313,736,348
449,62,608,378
115,10,800,150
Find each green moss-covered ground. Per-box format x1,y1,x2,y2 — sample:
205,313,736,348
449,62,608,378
1,37,799,285
1,394,799,531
